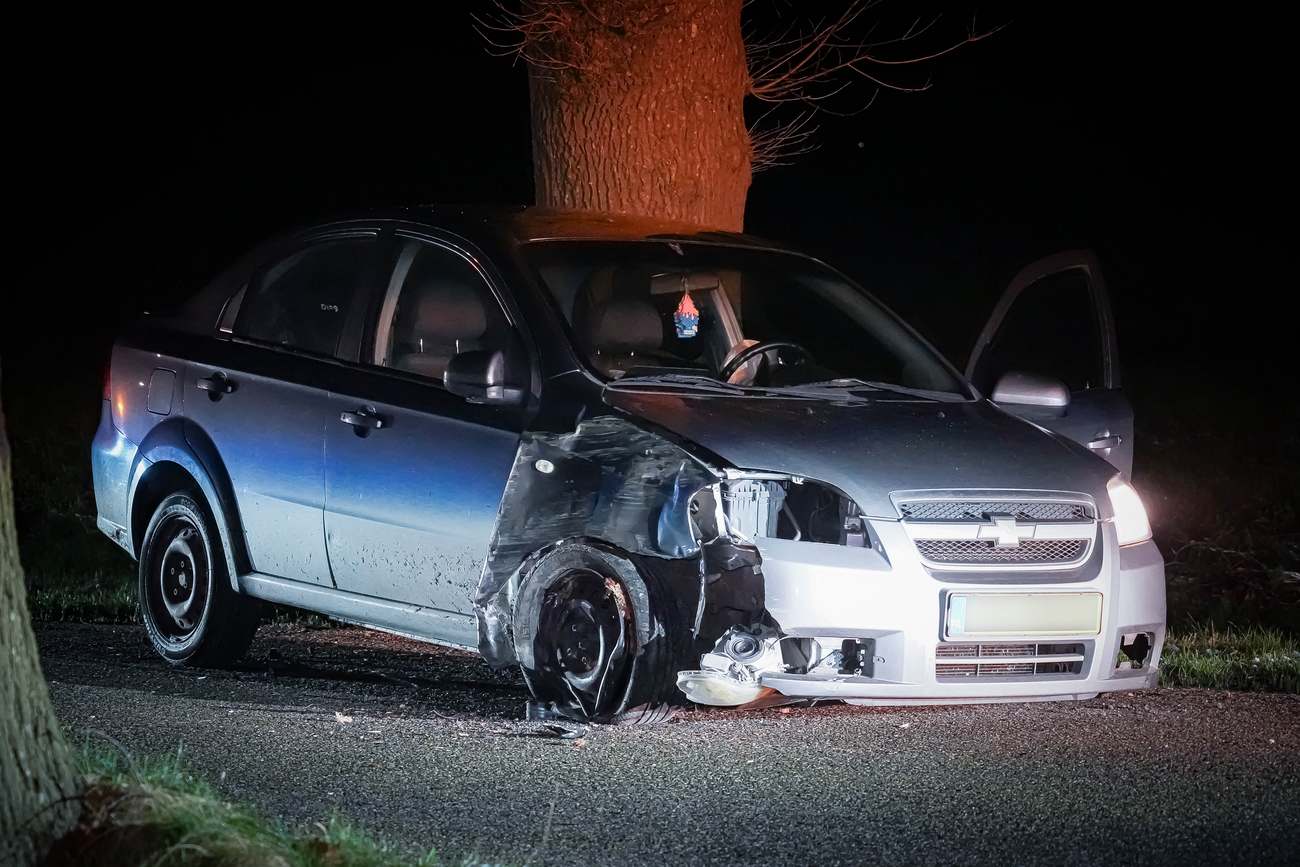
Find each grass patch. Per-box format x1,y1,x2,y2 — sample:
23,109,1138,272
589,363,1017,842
1159,624,1300,693
54,739,449,867
1130,366,1300,636
27,568,336,629
28,569,135,623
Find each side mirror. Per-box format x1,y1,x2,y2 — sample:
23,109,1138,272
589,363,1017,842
991,370,1070,414
444,347,527,405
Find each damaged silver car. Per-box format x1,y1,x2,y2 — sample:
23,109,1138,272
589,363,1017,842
92,207,1164,721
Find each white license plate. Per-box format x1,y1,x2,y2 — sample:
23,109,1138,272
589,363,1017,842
946,592,1102,639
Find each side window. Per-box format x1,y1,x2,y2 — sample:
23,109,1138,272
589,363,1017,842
372,240,513,384
972,269,1104,393
235,238,374,357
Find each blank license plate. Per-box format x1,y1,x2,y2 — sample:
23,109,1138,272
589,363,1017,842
946,592,1102,639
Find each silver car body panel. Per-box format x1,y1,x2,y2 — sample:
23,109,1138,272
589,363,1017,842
323,386,518,616
750,523,1164,703
600,388,1117,520
183,360,335,585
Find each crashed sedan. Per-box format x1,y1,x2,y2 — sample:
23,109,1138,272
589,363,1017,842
92,207,1165,720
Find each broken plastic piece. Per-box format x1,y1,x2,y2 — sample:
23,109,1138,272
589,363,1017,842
677,670,765,706
525,700,571,722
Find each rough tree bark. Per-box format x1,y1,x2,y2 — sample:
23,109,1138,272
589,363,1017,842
525,0,751,231
0,363,77,865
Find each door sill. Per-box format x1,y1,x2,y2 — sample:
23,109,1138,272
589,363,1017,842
238,573,478,651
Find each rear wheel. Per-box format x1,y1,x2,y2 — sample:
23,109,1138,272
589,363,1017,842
138,492,258,667
517,542,691,723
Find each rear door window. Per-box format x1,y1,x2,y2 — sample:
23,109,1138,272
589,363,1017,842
235,237,377,357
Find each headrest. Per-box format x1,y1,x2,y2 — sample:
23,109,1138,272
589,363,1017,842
406,280,488,341
587,297,662,353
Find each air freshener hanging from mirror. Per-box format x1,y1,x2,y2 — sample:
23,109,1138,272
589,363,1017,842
674,289,699,338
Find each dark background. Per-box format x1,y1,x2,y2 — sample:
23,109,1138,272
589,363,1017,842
5,3,1288,371
4,2,1295,628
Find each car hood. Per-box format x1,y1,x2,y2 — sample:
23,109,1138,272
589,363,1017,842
602,389,1116,519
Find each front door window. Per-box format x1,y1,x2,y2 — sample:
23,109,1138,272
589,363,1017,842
969,268,1105,395
371,240,514,385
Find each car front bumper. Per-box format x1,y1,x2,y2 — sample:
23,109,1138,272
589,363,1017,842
745,520,1165,705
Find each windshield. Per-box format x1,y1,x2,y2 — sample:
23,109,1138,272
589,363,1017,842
525,240,967,396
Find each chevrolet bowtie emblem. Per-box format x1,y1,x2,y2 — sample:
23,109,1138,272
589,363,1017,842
977,514,1035,548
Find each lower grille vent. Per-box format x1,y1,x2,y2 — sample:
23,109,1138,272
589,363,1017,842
935,642,1086,680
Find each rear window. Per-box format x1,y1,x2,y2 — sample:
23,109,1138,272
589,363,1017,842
234,238,375,356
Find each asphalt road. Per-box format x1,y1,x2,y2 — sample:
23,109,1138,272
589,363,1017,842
39,622,1300,866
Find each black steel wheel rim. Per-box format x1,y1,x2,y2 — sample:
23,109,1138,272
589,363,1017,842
146,514,210,644
536,568,633,718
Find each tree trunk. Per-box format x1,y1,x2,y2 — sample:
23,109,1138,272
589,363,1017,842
0,363,77,866
527,0,751,231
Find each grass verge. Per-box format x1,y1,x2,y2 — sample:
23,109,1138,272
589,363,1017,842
27,569,334,628
49,740,446,867
28,570,135,624
1159,624,1300,693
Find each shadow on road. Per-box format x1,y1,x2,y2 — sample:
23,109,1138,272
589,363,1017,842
37,621,531,721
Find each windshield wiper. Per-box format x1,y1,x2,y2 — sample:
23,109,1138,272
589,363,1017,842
606,373,746,393
606,373,823,400
780,378,967,402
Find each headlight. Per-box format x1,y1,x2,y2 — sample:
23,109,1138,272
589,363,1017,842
1107,476,1152,547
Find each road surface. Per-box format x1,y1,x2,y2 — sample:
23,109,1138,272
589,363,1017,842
38,622,1300,866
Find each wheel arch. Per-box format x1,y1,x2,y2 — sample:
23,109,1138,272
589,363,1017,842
128,418,248,590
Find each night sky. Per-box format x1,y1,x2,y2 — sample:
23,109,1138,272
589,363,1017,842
5,2,1288,390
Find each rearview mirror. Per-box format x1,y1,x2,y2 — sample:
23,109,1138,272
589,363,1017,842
649,271,721,295
991,370,1070,413
444,347,527,406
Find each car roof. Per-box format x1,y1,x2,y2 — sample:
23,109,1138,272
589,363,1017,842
318,204,793,252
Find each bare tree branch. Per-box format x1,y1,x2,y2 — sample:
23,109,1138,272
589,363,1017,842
479,0,1005,187
474,1,680,74
749,109,820,172
748,1,1004,108
473,1,584,71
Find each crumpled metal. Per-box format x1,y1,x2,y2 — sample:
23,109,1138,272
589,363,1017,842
473,415,718,667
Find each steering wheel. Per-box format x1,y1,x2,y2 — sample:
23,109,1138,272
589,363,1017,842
718,340,814,383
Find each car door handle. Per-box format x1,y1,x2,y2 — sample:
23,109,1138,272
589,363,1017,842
1088,434,1123,450
340,409,386,430
195,373,235,394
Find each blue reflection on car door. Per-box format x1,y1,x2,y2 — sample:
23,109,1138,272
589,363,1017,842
321,235,525,647
323,375,519,643
185,359,335,584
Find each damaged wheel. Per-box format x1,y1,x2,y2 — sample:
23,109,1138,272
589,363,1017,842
139,492,259,667
516,542,690,723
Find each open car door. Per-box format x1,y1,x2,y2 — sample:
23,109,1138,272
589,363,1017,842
966,250,1134,476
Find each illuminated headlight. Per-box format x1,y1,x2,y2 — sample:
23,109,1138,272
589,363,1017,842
1107,476,1152,547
